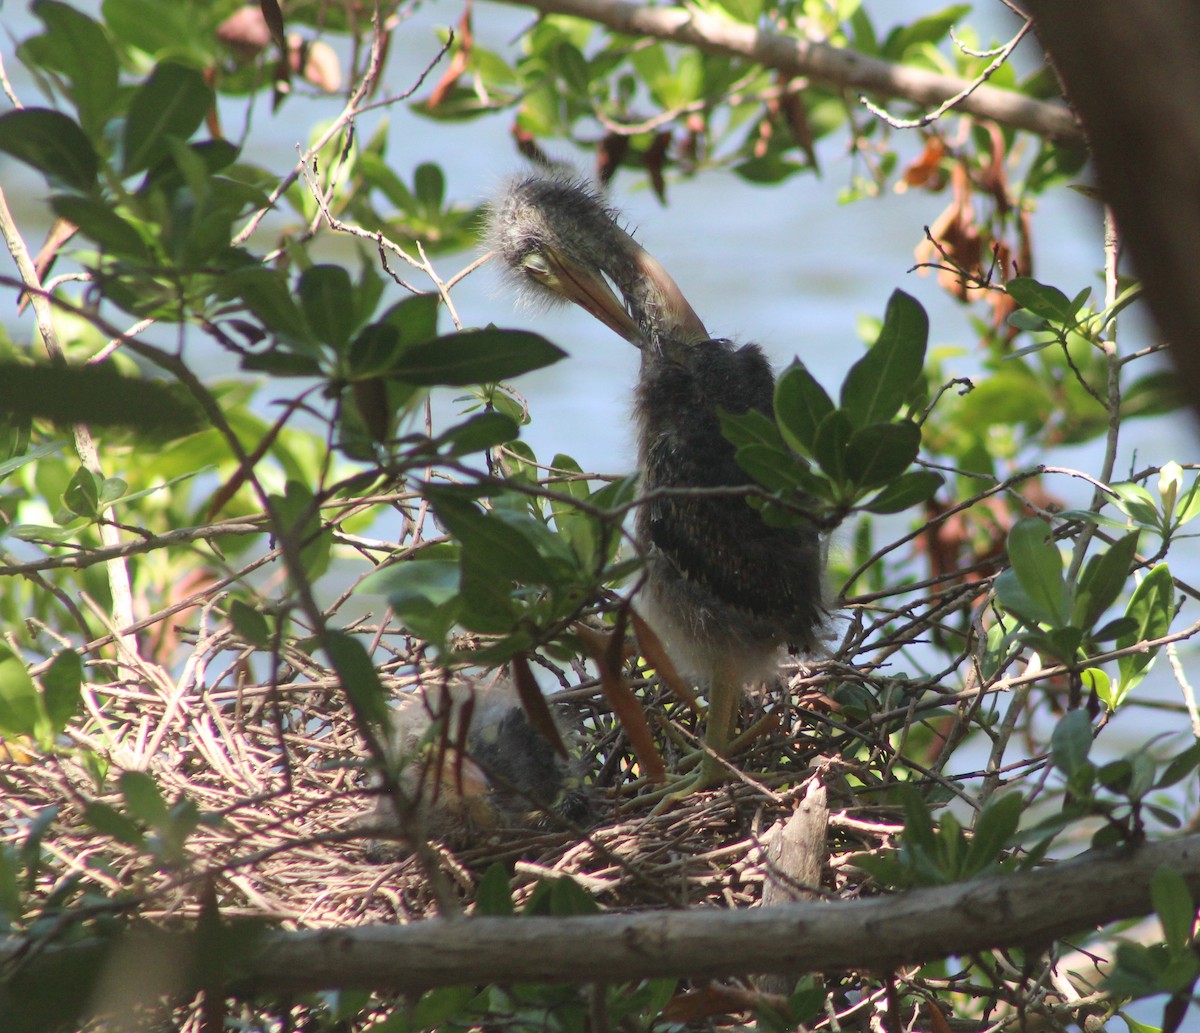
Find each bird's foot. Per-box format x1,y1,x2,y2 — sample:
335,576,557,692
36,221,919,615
644,753,727,815
622,712,779,815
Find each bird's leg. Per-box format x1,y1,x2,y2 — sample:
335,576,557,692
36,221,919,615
697,656,742,787
634,657,747,814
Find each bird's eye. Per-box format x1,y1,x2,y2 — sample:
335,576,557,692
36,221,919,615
522,252,551,277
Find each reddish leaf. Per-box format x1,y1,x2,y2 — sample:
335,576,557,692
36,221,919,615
512,123,550,165
595,132,629,186
217,6,272,62
258,0,286,51
510,653,569,760
778,86,817,170
575,617,666,784
979,121,1010,216
644,131,671,203
292,39,342,93
428,3,473,109
900,133,947,191
662,983,777,1022
630,610,700,715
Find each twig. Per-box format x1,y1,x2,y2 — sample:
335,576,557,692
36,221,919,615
861,19,1034,131
0,182,139,658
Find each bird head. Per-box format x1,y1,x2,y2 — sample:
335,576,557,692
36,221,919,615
487,173,708,353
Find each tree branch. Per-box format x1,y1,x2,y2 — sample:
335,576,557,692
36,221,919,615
9,833,1198,994
490,0,1085,145
1025,0,1200,425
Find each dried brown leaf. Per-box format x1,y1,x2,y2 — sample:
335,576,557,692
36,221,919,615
576,616,666,784
510,653,569,760
630,610,700,715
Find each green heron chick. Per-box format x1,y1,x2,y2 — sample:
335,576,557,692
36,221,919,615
488,174,825,800
371,673,588,851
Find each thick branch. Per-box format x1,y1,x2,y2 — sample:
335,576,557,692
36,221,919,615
10,833,1198,993
491,0,1084,145
1025,0,1200,422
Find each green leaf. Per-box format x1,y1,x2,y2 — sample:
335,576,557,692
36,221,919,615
0,648,41,739
429,491,556,585
99,477,128,507
347,324,403,379
735,444,814,494
844,420,921,490
0,440,62,482
1050,709,1092,778
219,268,318,352
1109,482,1160,528
548,875,601,915
548,453,596,565
392,329,566,386
26,1,120,137
774,360,834,453
82,801,145,850
413,162,445,214
1151,866,1194,953
1006,518,1068,627
899,785,938,858
379,292,441,347
1082,668,1114,710
862,470,943,514
0,363,202,435
439,412,519,456
811,408,855,483
720,407,786,451
325,631,391,733
360,552,462,607
299,265,354,350
476,862,515,916
228,600,270,648
62,466,100,519
123,61,213,175
733,154,805,185
1073,531,1139,631
883,4,970,58
272,480,332,582
51,195,151,261
710,0,764,23
1116,563,1175,701
963,792,1022,877
99,0,198,59
840,290,928,428
119,771,169,826
0,108,98,192
40,649,82,734
355,152,416,210
1006,277,1077,324
409,986,478,1030
359,549,462,646
1158,741,1200,790
1006,309,1048,333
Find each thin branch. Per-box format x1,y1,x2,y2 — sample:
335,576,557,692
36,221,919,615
861,19,1033,131
0,182,138,657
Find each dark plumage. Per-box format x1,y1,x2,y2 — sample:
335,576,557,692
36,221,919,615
489,172,824,798
634,337,824,683
371,675,588,850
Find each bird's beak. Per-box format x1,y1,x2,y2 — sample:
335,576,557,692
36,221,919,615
538,241,709,349
538,247,644,345
631,248,709,346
